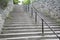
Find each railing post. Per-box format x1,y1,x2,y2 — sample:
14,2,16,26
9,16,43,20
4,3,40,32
42,19,44,36
35,11,37,24
27,4,29,12
59,38,60,40
59,37,60,40
31,7,33,17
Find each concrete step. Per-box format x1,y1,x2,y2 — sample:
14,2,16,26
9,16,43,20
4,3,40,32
3,29,60,31
3,26,60,28
3,29,41,32
5,22,35,24
4,26,42,29
5,22,57,24
2,29,60,34
0,35,58,40
2,27,60,30
1,29,51,33
2,28,42,30
7,38,59,40
4,24,37,26
4,24,59,26
5,22,58,25
4,25,60,28
2,28,60,31
5,20,60,24
0,31,54,36
5,19,56,21
2,29,42,33
4,24,41,27
4,24,60,28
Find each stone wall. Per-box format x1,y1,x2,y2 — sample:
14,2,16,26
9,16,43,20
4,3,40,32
32,0,60,22
0,0,14,33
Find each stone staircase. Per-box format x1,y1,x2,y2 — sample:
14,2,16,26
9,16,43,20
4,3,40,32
0,5,60,40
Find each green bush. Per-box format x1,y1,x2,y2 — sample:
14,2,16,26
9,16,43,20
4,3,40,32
22,0,30,5
13,0,20,4
0,0,9,9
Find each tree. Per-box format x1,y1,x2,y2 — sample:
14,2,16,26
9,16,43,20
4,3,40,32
22,0,30,5
13,0,20,4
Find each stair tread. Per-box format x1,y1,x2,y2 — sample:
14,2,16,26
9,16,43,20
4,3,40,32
2,31,60,36
2,29,50,31
3,28,60,30
1,35,58,40
4,24,41,27
0,32,54,35
4,25,60,28
2,30,60,33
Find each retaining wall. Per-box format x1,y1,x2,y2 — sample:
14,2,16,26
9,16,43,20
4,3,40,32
0,0,14,33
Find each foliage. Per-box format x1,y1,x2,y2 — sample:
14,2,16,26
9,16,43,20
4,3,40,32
22,0,30,5
13,0,20,4
0,0,9,10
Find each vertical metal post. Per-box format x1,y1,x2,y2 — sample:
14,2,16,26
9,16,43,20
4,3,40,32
31,7,33,17
27,5,28,12
35,11,37,24
59,38,60,40
42,19,44,36
25,5,27,12
28,4,29,11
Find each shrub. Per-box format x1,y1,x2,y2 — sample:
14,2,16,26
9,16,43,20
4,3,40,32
13,0,20,4
0,0,9,10
22,0,30,5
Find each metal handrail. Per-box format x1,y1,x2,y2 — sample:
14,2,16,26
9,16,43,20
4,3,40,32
30,4,60,40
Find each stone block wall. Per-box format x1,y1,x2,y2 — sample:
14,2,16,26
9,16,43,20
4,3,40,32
0,0,14,33
32,0,60,22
